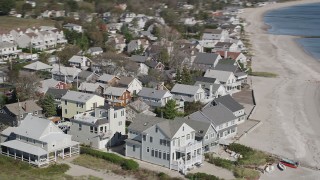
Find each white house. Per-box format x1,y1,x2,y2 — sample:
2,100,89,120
137,87,173,108
204,69,240,93
69,105,126,149
63,23,83,33
68,55,92,70
117,77,142,95
171,84,206,102
0,42,21,61
125,115,203,175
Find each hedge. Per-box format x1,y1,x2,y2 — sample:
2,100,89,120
233,167,260,179
80,146,139,170
121,159,139,171
185,173,223,180
210,157,235,171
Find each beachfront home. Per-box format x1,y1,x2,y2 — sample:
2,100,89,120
194,77,227,99
204,69,241,93
0,115,80,167
125,115,203,174
189,104,238,141
192,53,222,71
61,91,105,119
171,84,205,102
68,105,126,149
0,42,21,61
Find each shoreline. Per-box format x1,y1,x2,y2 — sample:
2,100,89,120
239,0,320,179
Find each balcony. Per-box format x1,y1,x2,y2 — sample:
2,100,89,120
175,140,202,153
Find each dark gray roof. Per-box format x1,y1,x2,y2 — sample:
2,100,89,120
189,104,237,126
171,84,202,95
195,77,217,84
179,117,212,138
46,88,69,99
118,77,134,86
138,87,171,99
214,60,238,73
212,95,244,112
127,114,165,132
157,118,187,139
194,53,220,65
78,70,94,79
130,55,148,63
215,42,233,48
145,61,159,68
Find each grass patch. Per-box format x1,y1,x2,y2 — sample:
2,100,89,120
0,154,73,180
249,71,278,78
72,154,182,180
0,16,55,31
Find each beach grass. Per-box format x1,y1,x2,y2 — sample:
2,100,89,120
0,16,55,31
249,71,278,78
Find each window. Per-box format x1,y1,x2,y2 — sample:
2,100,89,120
42,142,44,148
211,133,214,138
231,120,235,125
65,109,67,114
133,145,136,152
167,153,170,160
163,152,166,160
147,147,149,152
20,114,23,119
182,126,184,131
33,139,36,144
79,124,82,131
94,127,98,133
151,149,154,157
100,126,103,132
118,121,122,126
76,103,79,107
205,135,209,140
155,127,158,133
159,150,162,159
143,135,146,141
64,100,67,105
114,112,117,118
150,136,153,143
34,111,38,115
155,150,158,158
90,126,93,133
166,140,170,147
160,139,162,145
187,134,190,140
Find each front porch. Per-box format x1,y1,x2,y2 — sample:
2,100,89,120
170,141,203,174
0,140,80,167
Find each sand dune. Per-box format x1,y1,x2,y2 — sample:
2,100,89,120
239,0,320,179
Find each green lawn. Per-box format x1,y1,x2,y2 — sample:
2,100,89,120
0,154,101,180
249,71,278,78
0,16,55,31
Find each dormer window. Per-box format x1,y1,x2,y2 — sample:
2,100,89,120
155,127,158,133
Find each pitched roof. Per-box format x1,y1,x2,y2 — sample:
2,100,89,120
171,84,202,95
194,53,220,65
128,99,150,113
204,69,233,83
156,118,187,139
195,77,217,84
0,42,16,48
214,61,238,72
23,61,53,71
51,64,81,76
127,114,165,132
189,104,237,126
130,55,148,63
215,42,233,48
5,100,42,116
104,86,127,96
78,82,102,92
98,73,116,82
216,51,242,60
39,78,61,93
182,117,212,138
138,87,171,99
212,95,244,112
78,70,94,79
68,55,85,63
118,76,134,86
61,91,100,103
46,88,69,99
145,61,160,68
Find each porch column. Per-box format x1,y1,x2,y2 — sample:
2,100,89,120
54,151,57,162
21,152,23,161
29,154,31,164
7,148,9,156
62,148,64,159
14,149,16,159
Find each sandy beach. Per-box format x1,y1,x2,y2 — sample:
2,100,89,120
239,0,320,179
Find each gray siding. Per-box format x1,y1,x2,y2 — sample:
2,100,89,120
202,125,218,152
141,125,170,168
126,141,141,159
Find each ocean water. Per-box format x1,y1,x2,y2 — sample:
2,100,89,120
264,3,320,60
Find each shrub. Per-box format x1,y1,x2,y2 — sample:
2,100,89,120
228,143,254,156
121,159,139,171
185,173,222,180
233,167,260,179
210,157,235,171
81,146,139,170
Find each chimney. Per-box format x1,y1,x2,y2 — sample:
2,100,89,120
209,85,213,97
224,51,228,58
198,84,202,89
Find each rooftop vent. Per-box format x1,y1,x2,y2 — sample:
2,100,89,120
143,122,148,126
